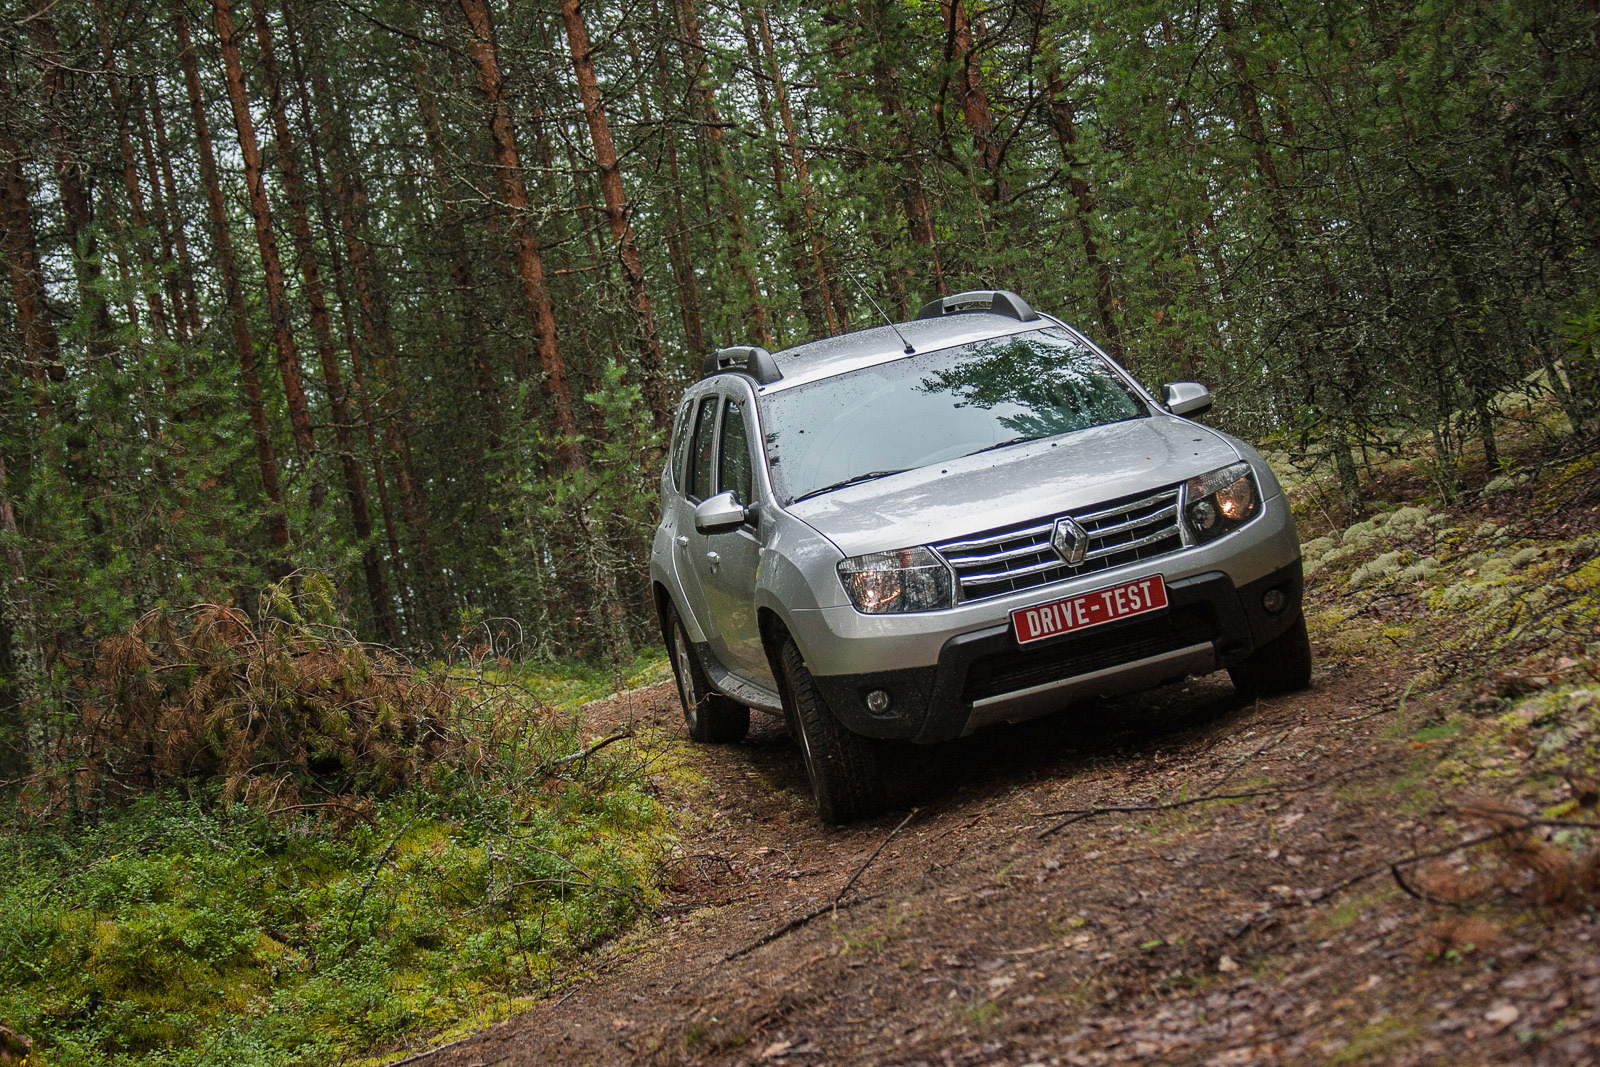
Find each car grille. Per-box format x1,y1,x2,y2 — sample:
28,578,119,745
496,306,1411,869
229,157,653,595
961,603,1216,704
933,485,1186,603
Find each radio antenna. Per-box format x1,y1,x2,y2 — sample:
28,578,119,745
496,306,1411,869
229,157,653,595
846,267,915,354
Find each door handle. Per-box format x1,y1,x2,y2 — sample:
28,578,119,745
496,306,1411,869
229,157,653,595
676,535,689,548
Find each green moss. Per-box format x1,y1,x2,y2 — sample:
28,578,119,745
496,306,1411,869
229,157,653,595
0,708,676,1067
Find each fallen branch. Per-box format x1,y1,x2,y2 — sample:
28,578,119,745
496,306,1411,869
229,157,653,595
723,891,889,962
268,800,378,826
380,1032,478,1067
724,808,919,961
1036,787,1282,839
544,729,634,772
834,808,918,908
1305,827,1519,904
1035,758,1393,839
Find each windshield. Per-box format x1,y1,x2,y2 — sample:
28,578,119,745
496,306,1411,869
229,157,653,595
759,327,1147,505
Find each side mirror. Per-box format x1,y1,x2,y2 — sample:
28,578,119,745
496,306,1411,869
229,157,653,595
694,491,748,535
1161,381,1213,417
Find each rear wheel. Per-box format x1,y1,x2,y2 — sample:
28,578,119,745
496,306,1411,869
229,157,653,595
1229,615,1313,698
668,607,749,743
777,637,885,824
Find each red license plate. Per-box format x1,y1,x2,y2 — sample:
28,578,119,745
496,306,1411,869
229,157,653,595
1011,575,1169,645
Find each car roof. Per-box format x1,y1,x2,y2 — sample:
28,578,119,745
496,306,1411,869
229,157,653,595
721,312,1052,396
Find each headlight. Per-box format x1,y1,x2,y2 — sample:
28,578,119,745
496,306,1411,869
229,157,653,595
1183,462,1260,543
837,546,955,613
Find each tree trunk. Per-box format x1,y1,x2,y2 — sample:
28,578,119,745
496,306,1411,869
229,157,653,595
758,1,839,336
0,448,45,770
559,0,672,427
147,79,205,340
738,2,825,340
266,0,398,641
1030,1,1123,361
862,0,946,301
456,0,583,472
675,0,775,347
0,70,63,425
942,0,1005,204
95,0,173,356
410,39,501,446
1217,0,1360,510
131,79,189,348
643,9,705,356
174,0,291,554
298,0,439,636
27,0,116,361
212,0,319,465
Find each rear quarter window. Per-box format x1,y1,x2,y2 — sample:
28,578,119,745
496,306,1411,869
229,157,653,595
689,395,720,501
670,400,693,489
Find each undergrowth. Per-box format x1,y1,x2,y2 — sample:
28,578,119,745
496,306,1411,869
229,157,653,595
0,578,677,1067
1271,407,1600,963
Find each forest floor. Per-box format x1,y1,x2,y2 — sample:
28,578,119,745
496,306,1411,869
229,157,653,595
399,440,1600,1067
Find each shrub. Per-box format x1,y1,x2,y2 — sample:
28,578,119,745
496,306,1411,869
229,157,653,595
32,575,467,819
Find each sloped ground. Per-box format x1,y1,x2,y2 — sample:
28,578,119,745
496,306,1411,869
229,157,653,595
404,440,1600,1067
407,672,1595,1066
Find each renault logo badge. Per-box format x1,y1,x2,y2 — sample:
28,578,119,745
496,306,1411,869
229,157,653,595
1051,517,1090,566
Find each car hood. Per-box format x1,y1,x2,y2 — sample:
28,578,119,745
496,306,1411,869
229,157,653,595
785,416,1242,558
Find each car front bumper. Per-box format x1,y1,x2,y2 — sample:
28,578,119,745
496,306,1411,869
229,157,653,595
805,558,1304,743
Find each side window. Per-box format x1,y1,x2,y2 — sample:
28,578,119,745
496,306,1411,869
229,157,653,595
670,400,693,489
718,400,754,506
688,395,720,501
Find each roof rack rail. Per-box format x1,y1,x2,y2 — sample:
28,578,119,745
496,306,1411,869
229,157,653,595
701,345,783,385
915,289,1040,323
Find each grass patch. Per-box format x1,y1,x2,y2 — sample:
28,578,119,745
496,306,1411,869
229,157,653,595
505,649,672,710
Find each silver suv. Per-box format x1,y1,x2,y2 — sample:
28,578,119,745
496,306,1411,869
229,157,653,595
651,291,1310,822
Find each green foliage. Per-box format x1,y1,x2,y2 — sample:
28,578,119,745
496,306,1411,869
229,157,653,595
495,363,663,670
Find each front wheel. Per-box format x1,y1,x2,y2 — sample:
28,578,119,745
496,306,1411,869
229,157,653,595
1229,615,1313,698
777,638,885,824
667,606,749,743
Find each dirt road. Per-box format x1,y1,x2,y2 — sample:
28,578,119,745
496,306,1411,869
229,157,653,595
419,660,1599,1066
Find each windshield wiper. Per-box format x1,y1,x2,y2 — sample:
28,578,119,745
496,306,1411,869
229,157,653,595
965,435,1041,457
790,469,911,504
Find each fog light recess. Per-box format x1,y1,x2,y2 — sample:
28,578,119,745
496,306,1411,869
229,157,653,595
1261,588,1288,614
865,689,893,714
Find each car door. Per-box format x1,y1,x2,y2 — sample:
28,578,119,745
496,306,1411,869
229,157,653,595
698,392,769,683
671,391,723,636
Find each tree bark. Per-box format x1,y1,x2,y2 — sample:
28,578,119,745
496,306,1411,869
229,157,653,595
643,7,705,356
267,0,398,641
147,79,205,340
212,0,319,464
1030,0,1123,361
0,69,62,424
456,0,583,472
174,0,291,554
559,0,672,427
862,0,945,300
409,38,500,446
758,2,839,335
95,0,173,353
130,79,189,348
27,0,116,359
942,0,1006,204
738,2,825,340
675,0,775,347
298,0,440,636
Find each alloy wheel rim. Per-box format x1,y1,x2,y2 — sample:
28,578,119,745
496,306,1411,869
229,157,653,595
673,625,698,728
